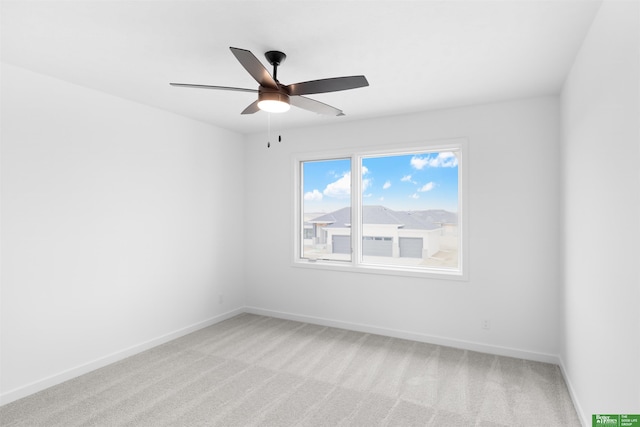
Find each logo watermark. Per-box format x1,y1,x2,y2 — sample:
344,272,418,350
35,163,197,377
593,415,640,427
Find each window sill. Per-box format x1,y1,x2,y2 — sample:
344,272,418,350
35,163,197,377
292,258,468,281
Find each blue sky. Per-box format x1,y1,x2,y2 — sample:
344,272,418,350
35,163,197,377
302,151,459,213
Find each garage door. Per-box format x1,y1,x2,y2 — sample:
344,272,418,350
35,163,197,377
332,235,351,254
399,237,423,258
363,236,392,257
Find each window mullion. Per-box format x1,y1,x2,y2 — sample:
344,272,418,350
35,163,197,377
352,154,362,267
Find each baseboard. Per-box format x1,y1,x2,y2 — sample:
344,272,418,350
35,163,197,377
0,307,244,407
558,356,587,427
244,306,561,365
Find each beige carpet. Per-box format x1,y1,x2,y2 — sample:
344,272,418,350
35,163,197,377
0,313,580,426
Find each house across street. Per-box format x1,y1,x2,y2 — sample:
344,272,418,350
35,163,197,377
303,206,458,267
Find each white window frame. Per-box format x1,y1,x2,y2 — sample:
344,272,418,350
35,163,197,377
292,138,468,281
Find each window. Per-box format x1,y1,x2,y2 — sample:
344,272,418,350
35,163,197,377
294,139,467,279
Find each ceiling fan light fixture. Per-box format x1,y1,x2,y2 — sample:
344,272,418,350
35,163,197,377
257,91,290,113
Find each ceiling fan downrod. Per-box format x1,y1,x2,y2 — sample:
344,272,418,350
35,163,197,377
264,50,286,82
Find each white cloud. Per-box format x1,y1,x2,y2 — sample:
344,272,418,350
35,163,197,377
379,196,384,202
418,182,435,192
361,166,371,192
383,181,391,190
322,170,371,197
410,193,420,199
303,189,323,201
323,172,351,198
410,156,429,170
401,175,415,184
411,152,458,169
431,152,458,167
363,193,372,198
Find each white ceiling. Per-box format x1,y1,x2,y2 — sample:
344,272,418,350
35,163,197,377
1,0,601,135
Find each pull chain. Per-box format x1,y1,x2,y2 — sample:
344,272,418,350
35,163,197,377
266,113,282,148
267,113,271,148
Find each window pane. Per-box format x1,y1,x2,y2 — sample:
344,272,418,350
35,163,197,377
361,151,459,269
301,158,351,261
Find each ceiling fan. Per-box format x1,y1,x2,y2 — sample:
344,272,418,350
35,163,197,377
170,47,369,116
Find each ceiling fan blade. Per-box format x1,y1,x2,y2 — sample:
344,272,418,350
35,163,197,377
170,83,258,93
286,75,369,96
229,47,278,89
290,96,344,116
241,100,260,115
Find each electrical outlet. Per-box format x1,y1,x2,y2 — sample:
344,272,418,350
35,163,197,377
482,319,491,330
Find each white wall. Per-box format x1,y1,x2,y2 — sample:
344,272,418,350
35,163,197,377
560,0,640,424
0,63,245,404
244,96,562,362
